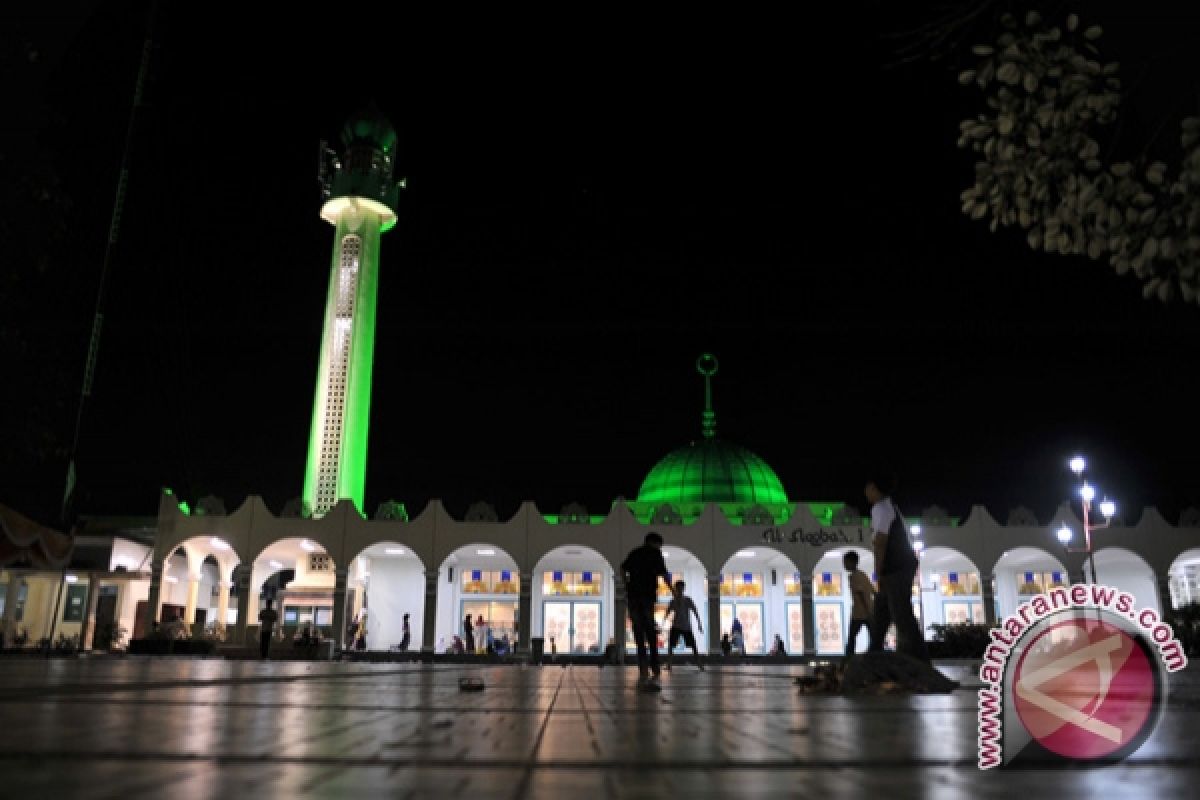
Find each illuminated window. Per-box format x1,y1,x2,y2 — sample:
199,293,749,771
814,571,842,597
462,600,519,639
938,571,981,596
492,570,519,594
1017,570,1065,595
462,570,520,595
720,572,762,597
462,570,491,594
783,572,803,596
543,571,601,596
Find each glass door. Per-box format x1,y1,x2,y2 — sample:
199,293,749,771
543,601,571,653
814,602,845,655
736,603,764,654
785,602,805,655
572,601,601,653
721,602,765,653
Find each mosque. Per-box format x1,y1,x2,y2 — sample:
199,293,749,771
5,111,1200,658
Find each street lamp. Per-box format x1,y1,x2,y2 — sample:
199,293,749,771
1061,455,1115,583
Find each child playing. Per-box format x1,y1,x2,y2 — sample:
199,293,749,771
663,580,705,671
844,551,875,655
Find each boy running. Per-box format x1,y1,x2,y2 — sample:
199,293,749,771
843,550,874,655
663,580,705,671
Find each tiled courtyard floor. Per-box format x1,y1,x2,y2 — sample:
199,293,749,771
0,658,1196,798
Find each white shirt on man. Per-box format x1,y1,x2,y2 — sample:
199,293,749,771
870,498,896,535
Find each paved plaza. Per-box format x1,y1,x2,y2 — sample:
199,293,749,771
0,658,1196,798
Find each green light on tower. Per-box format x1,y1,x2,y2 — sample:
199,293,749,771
303,109,404,518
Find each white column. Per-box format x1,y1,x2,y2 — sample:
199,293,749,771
81,575,101,650
233,565,252,646
518,570,533,657
184,576,201,627
706,575,722,655
421,570,438,653
145,561,164,635
216,583,231,635
2,575,21,643
331,568,349,650
801,576,816,654
981,573,997,627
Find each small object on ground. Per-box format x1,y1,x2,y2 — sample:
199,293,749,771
841,652,960,694
458,676,485,692
795,663,843,694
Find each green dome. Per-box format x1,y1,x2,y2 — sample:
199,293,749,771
636,439,789,507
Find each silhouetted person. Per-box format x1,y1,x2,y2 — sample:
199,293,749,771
621,531,669,691
258,599,278,659
399,613,411,651
865,473,930,662
663,580,704,671
844,551,874,656
463,613,475,654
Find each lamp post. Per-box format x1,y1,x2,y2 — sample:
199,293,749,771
1057,455,1116,584
911,526,925,635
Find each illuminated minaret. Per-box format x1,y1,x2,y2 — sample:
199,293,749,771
303,110,404,517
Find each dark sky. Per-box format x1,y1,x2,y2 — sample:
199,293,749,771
7,2,1200,526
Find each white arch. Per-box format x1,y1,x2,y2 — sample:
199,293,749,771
156,549,190,622
435,543,520,654
718,546,800,654
657,545,710,653
1091,547,1161,614
1167,548,1200,610
347,541,426,652
248,538,336,636
812,546,875,655
532,544,615,656
916,546,985,640
993,546,1068,621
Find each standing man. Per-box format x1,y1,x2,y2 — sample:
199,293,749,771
463,613,475,655
865,473,929,662
258,599,278,660
663,580,705,672
621,532,669,692
399,613,411,651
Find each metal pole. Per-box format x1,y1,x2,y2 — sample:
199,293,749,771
1083,495,1098,584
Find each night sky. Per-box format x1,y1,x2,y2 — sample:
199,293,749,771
7,2,1200,527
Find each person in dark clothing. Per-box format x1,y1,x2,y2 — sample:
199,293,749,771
621,531,669,692
844,550,874,656
463,613,475,654
257,599,278,660
663,580,704,671
399,613,411,651
865,473,930,662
